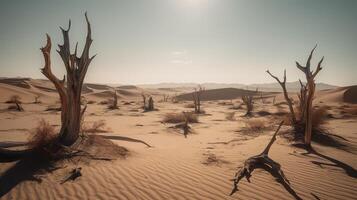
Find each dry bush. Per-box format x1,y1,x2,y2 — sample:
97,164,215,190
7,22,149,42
27,119,57,150
184,103,195,108
98,100,108,105
293,106,328,130
81,120,108,133
229,104,243,110
5,95,22,104
87,100,96,104
245,119,267,131
225,112,236,121
163,112,198,124
342,106,357,116
311,106,329,130
7,105,19,111
256,110,271,117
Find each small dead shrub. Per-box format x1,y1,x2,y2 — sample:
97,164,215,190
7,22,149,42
245,119,267,131
343,106,357,116
225,112,236,121
311,106,329,130
163,112,198,124
81,120,108,133
184,103,195,108
230,104,243,110
27,119,57,150
256,110,271,117
5,95,22,104
98,100,108,105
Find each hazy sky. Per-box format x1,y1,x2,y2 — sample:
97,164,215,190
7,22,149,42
0,0,356,86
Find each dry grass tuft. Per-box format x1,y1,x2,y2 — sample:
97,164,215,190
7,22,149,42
163,112,198,124
184,103,195,108
311,106,329,130
81,120,109,133
27,119,57,150
5,95,22,104
341,105,357,116
245,119,267,131
225,112,236,121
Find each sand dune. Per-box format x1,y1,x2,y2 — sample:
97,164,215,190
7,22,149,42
177,88,274,101
0,79,357,200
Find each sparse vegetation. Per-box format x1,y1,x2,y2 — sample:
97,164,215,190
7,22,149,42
225,112,236,121
244,119,267,131
192,85,204,114
267,46,326,147
6,95,24,111
27,119,57,151
241,95,253,116
34,95,41,104
5,95,22,104
81,120,109,133
142,93,155,111
163,112,198,124
108,90,119,109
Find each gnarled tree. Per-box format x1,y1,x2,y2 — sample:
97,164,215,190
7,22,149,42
266,46,324,147
296,46,324,147
40,13,95,146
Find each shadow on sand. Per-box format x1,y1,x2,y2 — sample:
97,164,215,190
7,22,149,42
0,155,61,198
293,144,357,178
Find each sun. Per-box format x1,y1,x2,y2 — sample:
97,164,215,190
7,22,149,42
182,0,206,6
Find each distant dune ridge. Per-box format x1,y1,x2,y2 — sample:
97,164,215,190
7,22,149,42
0,78,355,104
137,81,337,92
176,88,275,101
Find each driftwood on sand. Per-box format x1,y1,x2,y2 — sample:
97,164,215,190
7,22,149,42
230,121,302,200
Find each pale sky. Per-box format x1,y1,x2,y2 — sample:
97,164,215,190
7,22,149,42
0,0,356,86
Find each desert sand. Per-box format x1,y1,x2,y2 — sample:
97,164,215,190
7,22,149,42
0,78,356,200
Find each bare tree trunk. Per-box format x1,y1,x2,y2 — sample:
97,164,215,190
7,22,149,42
148,97,154,111
192,85,204,114
296,45,324,147
141,93,146,109
241,95,253,116
266,70,296,124
41,13,95,146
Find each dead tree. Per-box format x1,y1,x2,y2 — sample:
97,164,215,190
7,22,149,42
141,93,154,111
141,93,146,109
266,70,296,124
108,90,118,109
297,79,307,121
241,95,253,116
39,13,95,146
192,86,204,114
260,92,265,104
7,95,24,111
272,96,276,105
296,45,324,147
230,121,298,198
162,94,169,102
0,13,152,161
147,96,154,111
34,95,41,104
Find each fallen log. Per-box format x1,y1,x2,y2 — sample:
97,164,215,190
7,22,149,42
230,121,301,199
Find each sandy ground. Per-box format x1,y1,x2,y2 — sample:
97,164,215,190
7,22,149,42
0,79,357,200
